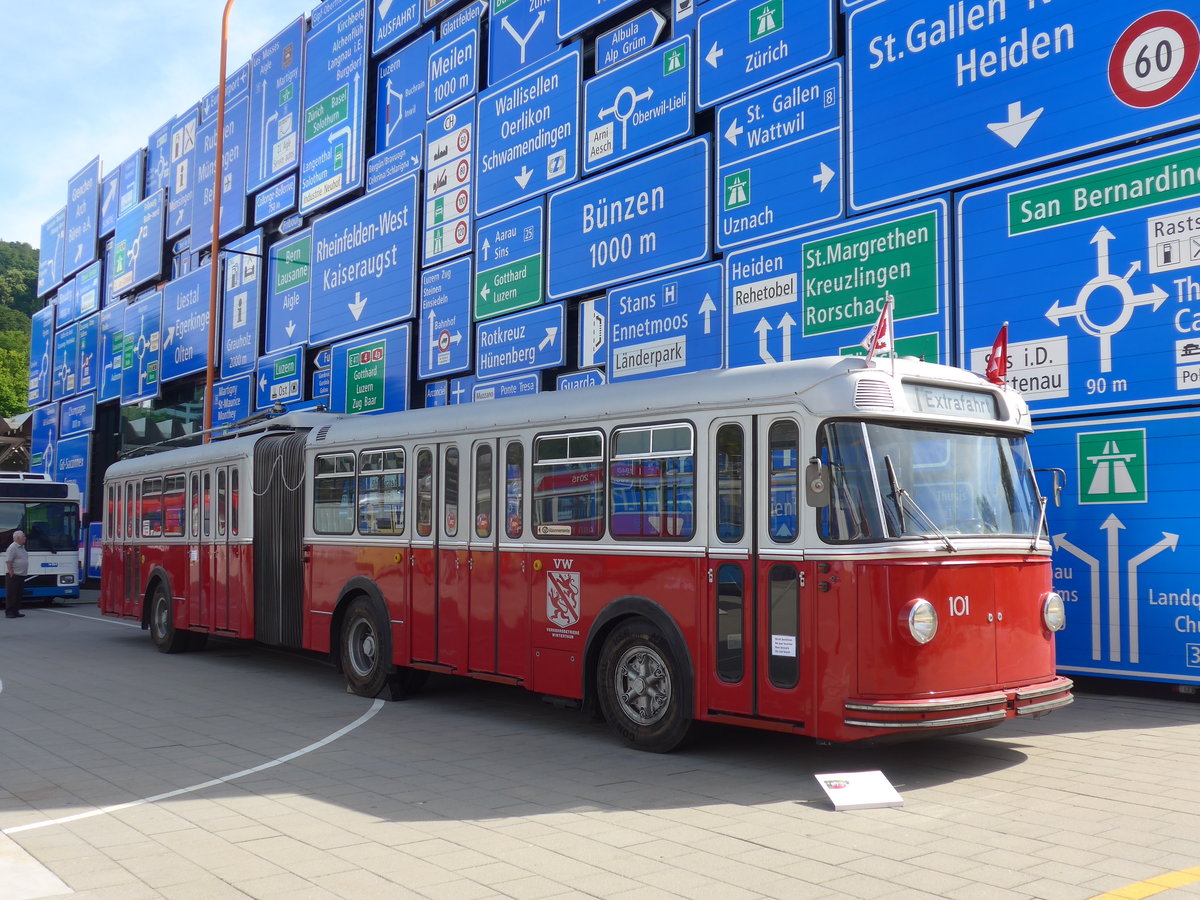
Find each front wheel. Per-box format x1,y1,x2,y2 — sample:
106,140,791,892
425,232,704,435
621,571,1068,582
148,582,188,653
341,596,393,698
597,619,693,753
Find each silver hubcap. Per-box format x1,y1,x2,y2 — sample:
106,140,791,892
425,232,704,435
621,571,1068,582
614,645,671,726
154,596,169,637
347,618,377,678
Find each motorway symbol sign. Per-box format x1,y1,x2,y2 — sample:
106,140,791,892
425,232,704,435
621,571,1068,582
476,48,580,216
119,149,145,216
726,199,949,369
696,0,835,109
583,36,692,176
29,405,57,476
558,0,639,40
368,134,423,192
75,262,101,319
476,300,564,378
547,137,712,300
607,262,723,382
111,190,166,298
265,229,313,353
167,106,199,239
299,0,368,215
220,230,264,378
489,0,559,84
377,31,433,154
310,174,419,345
76,313,99,394
373,0,420,55
248,16,304,193
28,306,54,407
254,175,297,224
595,8,667,72
52,323,78,401
65,157,101,278
716,62,842,250
848,3,1200,212
160,266,211,383
473,373,539,401
475,199,544,320
60,392,96,437
213,375,253,429
121,290,163,405
36,208,66,298
256,347,304,409
98,301,125,403
557,369,605,390
55,280,77,327
419,256,473,378
428,24,480,117
192,96,250,245
960,135,1200,416
423,99,475,264
330,321,412,414
100,170,119,237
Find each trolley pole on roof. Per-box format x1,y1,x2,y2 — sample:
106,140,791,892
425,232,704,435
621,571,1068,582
203,0,239,443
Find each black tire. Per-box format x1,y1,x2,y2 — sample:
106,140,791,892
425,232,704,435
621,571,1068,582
148,582,188,654
597,619,693,753
341,596,393,698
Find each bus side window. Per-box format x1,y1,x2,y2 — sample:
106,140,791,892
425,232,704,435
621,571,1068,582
715,424,745,543
314,454,355,535
416,449,433,537
505,441,523,539
203,472,212,538
231,468,239,536
444,447,459,537
474,445,492,539
126,481,136,539
532,431,604,539
190,473,200,539
217,469,227,537
767,420,800,543
163,474,186,538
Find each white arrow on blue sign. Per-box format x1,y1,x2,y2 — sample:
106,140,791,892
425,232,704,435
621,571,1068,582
248,16,305,193
419,256,473,378
265,229,313,353
111,190,166,299
121,290,163,405
595,8,667,72
489,0,559,84
37,208,66,298
220,231,264,379
65,157,101,279
476,301,565,378
329,321,412,415
160,266,211,383
558,0,639,40
376,32,433,154
373,0,420,55
256,347,304,410
98,301,125,403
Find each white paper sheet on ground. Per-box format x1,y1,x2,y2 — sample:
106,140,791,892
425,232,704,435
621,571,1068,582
815,770,904,811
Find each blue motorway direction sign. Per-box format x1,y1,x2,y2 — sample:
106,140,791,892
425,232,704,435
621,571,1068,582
547,137,711,299
146,120,172,198
266,229,313,352
473,373,539,401
373,0,420,54
376,32,433,153
65,157,101,278
312,367,332,404
60,393,96,436
578,296,607,369
607,262,723,382
52,325,78,401
98,301,125,403
160,266,211,383
424,99,475,263
477,48,580,216
959,135,1200,417
119,150,145,215
441,1,487,37
299,0,368,215
329,321,412,414
221,231,264,378
1032,410,1200,684
558,0,638,40
425,380,448,406
475,200,544,320
726,199,949,369
121,290,163,404
213,375,253,429
583,37,691,175
75,261,101,319
192,97,250,245
111,190,166,297
423,0,457,21
100,170,119,237
37,208,66,298
55,434,91,507
167,107,199,238
368,134,423,192
448,374,477,404
28,306,54,407
248,16,304,193
490,0,559,84
557,369,605,390
29,405,57,476
254,175,297,224
476,300,565,378
696,0,835,109
310,176,419,345
595,8,667,72
849,3,1200,211
76,313,98,395
419,257,473,378
716,63,842,250
201,64,250,121
428,24,479,116
55,281,77,327
256,347,304,409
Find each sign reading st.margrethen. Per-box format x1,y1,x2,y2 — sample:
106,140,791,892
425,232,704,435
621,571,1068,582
801,211,938,335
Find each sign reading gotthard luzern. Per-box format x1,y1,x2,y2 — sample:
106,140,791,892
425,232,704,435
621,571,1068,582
725,199,950,368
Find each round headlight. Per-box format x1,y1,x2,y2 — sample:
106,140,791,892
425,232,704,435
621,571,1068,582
1042,591,1066,632
902,598,938,645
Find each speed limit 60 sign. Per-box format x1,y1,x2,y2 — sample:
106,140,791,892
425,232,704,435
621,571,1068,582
1109,11,1200,108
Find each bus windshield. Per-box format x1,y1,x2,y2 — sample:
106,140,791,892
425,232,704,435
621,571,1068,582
0,501,81,553
818,420,1041,543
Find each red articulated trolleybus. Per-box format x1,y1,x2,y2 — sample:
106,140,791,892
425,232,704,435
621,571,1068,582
101,357,1073,751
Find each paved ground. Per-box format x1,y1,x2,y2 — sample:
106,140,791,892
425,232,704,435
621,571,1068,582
2,595,1200,900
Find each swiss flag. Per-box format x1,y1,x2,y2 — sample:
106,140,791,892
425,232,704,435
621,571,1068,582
862,298,893,365
986,322,1009,385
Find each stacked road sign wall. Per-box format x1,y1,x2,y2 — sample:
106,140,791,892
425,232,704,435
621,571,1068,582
28,0,1200,685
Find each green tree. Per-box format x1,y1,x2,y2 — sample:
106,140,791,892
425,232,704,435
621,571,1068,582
0,239,38,418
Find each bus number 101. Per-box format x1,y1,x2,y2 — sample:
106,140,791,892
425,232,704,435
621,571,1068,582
948,595,970,616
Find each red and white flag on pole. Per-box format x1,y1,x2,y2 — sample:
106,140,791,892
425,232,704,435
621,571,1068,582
986,322,1009,385
862,298,893,365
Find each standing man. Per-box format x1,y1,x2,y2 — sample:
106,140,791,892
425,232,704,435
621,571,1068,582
4,529,28,618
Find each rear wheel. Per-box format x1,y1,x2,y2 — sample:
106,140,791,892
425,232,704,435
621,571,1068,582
341,596,392,698
597,620,693,753
148,582,188,653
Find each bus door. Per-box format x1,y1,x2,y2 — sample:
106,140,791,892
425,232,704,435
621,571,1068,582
409,446,439,663
185,471,206,630
436,441,468,672
205,466,234,632
122,478,140,616
466,438,508,675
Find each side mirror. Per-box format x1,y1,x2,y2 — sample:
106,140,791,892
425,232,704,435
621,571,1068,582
1034,467,1066,508
806,457,830,508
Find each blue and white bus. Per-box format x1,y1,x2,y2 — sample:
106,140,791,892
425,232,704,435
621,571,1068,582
0,473,82,604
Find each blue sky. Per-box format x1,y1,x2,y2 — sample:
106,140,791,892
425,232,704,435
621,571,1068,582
0,2,311,250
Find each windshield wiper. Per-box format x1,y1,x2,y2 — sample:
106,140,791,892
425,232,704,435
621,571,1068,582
884,455,957,552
